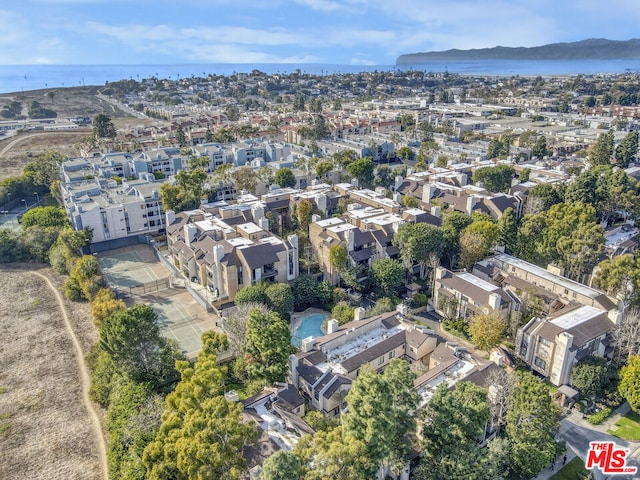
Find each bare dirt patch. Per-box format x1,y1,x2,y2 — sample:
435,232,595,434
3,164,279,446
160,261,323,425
0,267,103,480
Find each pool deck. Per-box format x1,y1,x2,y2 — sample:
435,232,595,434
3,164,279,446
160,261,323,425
290,307,330,338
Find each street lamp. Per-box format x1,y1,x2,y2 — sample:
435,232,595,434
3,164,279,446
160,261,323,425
7,192,11,202
22,199,27,209
34,192,39,204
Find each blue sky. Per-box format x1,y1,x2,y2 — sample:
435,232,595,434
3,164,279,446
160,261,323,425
3,0,639,65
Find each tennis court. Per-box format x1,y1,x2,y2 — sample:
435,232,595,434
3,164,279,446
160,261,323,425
96,244,221,359
137,289,219,358
98,249,161,288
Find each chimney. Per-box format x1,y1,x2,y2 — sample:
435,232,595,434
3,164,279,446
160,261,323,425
394,175,404,191
422,184,434,203
258,217,269,232
317,194,327,213
345,228,355,252
311,214,321,223
435,266,446,280
184,224,197,247
327,318,339,334
353,307,366,321
393,193,402,204
166,209,176,226
430,206,440,218
488,292,501,311
396,303,408,316
251,204,264,222
466,194,478,215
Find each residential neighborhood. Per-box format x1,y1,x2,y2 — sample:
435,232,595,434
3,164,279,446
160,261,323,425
2,68,640,480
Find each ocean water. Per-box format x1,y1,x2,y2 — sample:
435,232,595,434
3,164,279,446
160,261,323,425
1,59,639,94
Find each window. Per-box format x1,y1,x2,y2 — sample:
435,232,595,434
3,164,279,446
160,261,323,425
539,337,553,348
314,391,319,400
378,356,385,365
389,350,395,359
534,356,547,370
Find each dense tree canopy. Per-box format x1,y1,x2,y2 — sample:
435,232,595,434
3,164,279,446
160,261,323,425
143,332,258,480
506,372,559,478
274,167,296,188
419,382,492,479
244,308,291,383
370,258,404,295
346,157,375,189
93,114,117,139
572,356,610,398
393,222,445,279
472,165,515,193
619,355,640,413
343,361,418,474
100,304,179,387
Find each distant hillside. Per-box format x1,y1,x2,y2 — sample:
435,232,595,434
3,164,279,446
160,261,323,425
396,38,640,65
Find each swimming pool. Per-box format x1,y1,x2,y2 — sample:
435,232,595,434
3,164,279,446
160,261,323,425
292,313,327,347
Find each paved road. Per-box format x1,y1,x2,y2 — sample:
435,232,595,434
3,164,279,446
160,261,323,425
536,408,640,480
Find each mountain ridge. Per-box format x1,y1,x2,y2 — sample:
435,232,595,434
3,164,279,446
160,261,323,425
396,38,640,65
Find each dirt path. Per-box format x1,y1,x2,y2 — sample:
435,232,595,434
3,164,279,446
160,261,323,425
30,271,109,480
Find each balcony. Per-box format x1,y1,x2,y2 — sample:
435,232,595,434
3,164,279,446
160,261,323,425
262,266,278,279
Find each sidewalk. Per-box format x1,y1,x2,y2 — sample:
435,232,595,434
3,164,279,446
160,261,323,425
534,447,578,480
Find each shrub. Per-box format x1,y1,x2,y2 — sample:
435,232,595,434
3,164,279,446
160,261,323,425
412,293,428,308
587,407,613,425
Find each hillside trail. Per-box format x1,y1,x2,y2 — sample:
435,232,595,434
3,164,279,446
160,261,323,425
30,271,109,480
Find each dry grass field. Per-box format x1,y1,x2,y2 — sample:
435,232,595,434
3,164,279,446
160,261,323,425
0,267,105,480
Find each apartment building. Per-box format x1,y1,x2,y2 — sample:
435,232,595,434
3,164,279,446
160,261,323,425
290,309,437,417
63,178,165,242
165,206,298,304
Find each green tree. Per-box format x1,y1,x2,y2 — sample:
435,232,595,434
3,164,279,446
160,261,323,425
100,304,179,387
204,128,214,143
93,114,117,138
419,382,490,479
472,165,515,193
315,160,333,180
497,207,518,254
370,258,404,295
468,312,506,350
261,451,300,480
506,372,559,478
234,284,270,307
225,105,241,121
297,198,313,231
331,302,354,325
264,283,294,319
295,427,374,480
401,195,419,208
343,361,418,473
593,254,640,309
274,167,296,188
519,167,531,183
232,166,258,194
346,157,375,189
397,146,414,160
143,332,258,480
614,131,639,168
23,150,65,187
106,380,162,480
393,222,445,279
572,356,610,398
175,125,186,147
589,129,615,165
244,309,291,383
619,356,640,413
292,274,333,310
532,135,548,159
20,206,67,229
